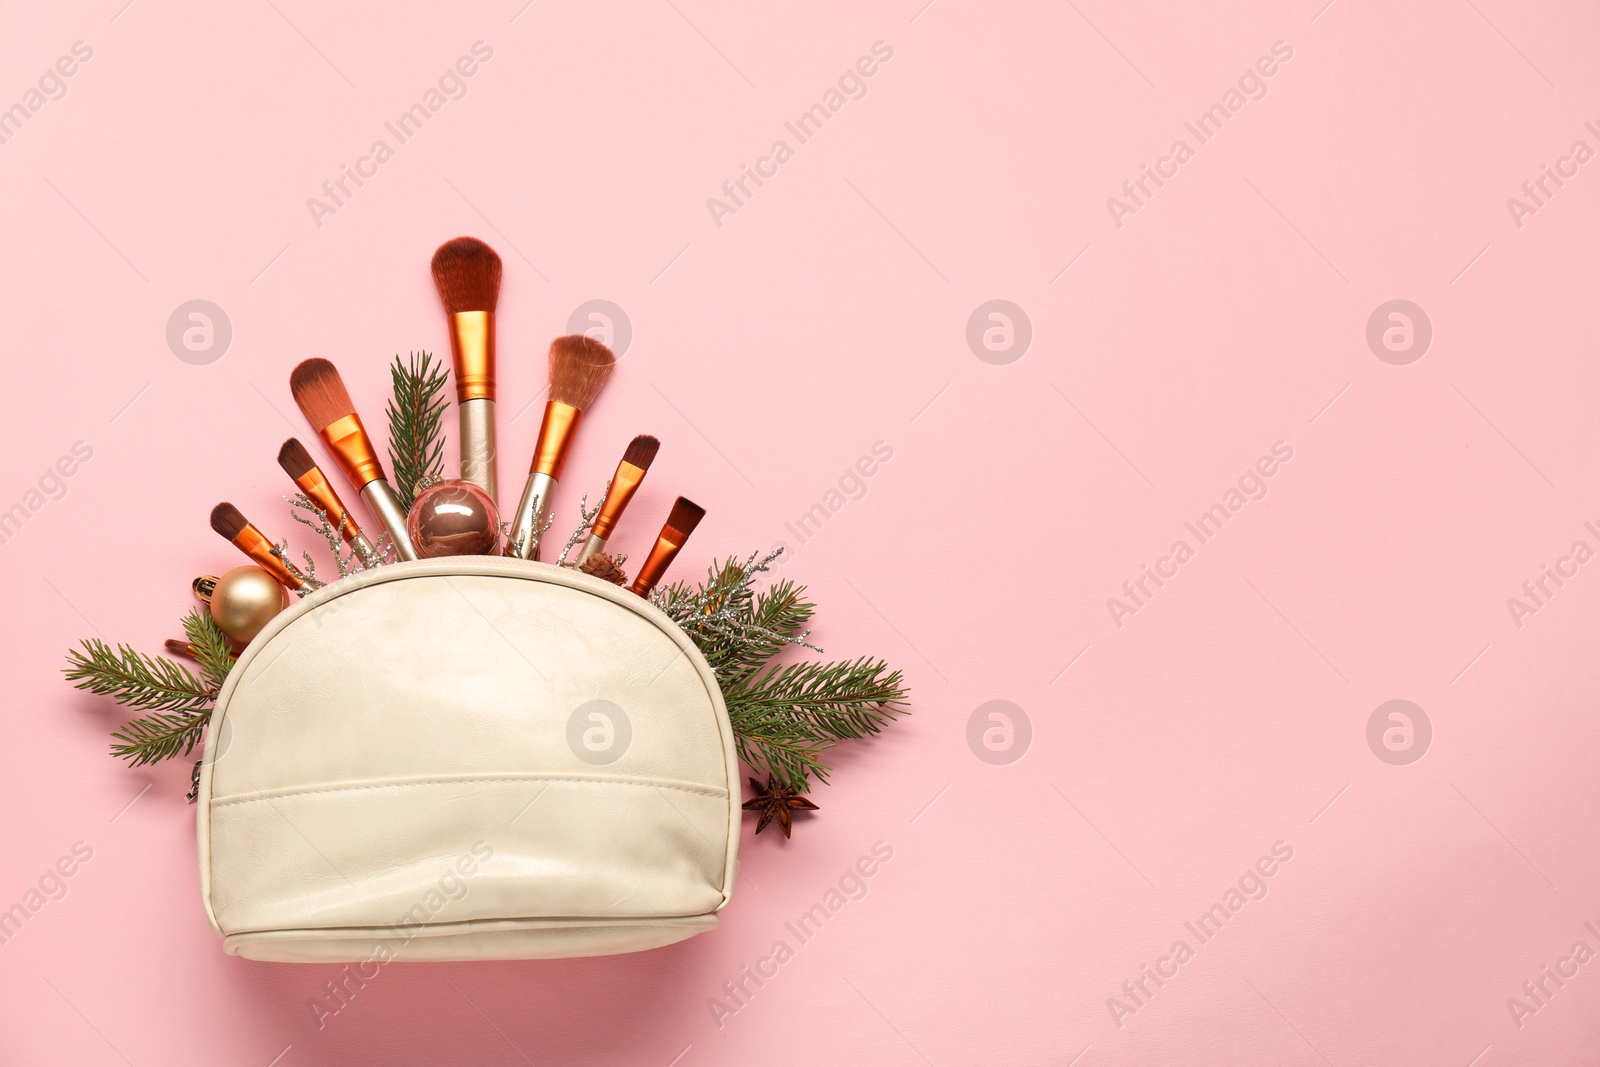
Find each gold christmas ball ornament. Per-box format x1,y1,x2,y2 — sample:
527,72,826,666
209,566,290,642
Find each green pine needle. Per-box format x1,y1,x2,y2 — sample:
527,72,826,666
715,580,815,682
387,351,449,513
725,658,908,792
64,639,214,712
109,709,210,767
181,608,235,693
663,554,910,792
65,610,237,768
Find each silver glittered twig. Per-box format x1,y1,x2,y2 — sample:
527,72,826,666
286,494,368,577
555,482,608,567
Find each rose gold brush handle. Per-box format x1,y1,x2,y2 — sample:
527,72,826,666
361,481,419,561
459,398,498,502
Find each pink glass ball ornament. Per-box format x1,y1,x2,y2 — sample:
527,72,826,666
405,479,501,558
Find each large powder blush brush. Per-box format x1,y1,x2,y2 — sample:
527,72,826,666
506,335,617,560
277,438,379,566
209,503,318,592
629,497,705,598
431,237,503,502
289,359,419,561
576,434,659,565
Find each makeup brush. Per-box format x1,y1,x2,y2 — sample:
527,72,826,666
290,359,419,561
278,438,380,566
576,435,659,566
165,637,241,660
506,335,617,560
210,503,318,592
628,497,705,598
431,237,503,501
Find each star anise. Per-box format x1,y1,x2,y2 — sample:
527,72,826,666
741,775,818,838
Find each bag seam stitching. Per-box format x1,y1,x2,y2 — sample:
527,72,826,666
224,915,719,938
211,775,728,808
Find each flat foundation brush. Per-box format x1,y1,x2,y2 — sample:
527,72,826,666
210,503,319,592
431,237,503,501
506,335,617,559
576,434,659,565
278,438,380,567
290,358,419,561
629,497,705,598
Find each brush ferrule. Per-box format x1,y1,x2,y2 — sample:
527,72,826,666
293,469,361,544
628,531,687,598
458,397,498,501
360,483,416,563
233,525,305,590
319,414,385,490
360,480,418,561
506,471,557,560
591,461,646,542
448,311,496,403
575,534,607,565
530,401,582,479
350,531,381,569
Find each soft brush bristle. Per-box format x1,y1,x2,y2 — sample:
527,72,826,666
548,335,616,410
622,434,660,471
210,502,249,541
430,236,502,314
277,438,317,479
665,496,705,538
289,358,355,431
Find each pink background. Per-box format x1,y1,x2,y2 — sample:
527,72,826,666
3,0,1599,1062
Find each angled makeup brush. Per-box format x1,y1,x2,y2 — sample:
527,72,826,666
628,497,705,598
290,359,419,561
576,435,659,565
278,438,379,566
431,237,503,500
506,335,617,559
210,503,318,592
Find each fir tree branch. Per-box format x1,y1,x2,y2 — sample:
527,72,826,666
180,608,234,694
386,351,449,513
725,660,907,792
110,709,210,767
725,658,907,744
658,551,821,684
709,580,815,683
730,727,830,794
63,640,214,712
66,612,233,768
656,550,915,793
658,549,910,792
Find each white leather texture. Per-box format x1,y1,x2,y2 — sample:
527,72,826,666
196,557,740,963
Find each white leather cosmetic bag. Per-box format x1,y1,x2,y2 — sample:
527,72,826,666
195,557,740,963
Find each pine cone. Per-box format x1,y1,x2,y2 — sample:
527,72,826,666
579,552,628,586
